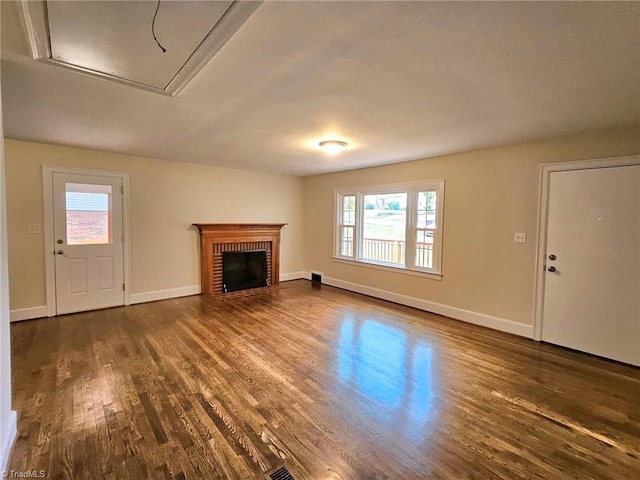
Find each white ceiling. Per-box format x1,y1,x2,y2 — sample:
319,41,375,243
47,0,234,89
2,1,639,176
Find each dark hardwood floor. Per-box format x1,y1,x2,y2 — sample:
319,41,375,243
9,280,640,479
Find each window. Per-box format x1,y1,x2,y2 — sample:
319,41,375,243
338,195,356,257
65,183,113,245
335,181,444,277
415,191,437,269
362,193,407,266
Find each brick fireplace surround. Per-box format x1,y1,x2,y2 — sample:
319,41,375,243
193,223,287,296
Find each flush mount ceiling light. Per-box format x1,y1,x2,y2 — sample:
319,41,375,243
319,140,348,155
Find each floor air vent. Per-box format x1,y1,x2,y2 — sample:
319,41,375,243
269,466,295,480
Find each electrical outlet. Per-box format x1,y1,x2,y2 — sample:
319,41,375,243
27,224,41,234
514,232,526,243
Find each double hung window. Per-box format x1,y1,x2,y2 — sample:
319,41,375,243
335,181,444,277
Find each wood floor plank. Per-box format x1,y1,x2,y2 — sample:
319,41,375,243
9,280,640,479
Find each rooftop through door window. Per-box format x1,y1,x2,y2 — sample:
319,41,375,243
65,183,113,245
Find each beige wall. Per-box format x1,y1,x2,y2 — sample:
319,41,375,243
303,126,640,326
6,126,640,324
5,139,304,310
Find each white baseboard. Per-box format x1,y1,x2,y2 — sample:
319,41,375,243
280,271,309,282
9,285,204,319
0,410,17,477
130,285,201,305
9,306,47,323
11,276,309,317
9,275,532,338
318,274,534,338
133,275,310,302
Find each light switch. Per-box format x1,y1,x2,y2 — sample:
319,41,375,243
27,224,41,234
514,232,526,243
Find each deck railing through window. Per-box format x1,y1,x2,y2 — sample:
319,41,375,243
361,238,432,266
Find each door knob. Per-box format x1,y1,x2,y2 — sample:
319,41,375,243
548,254,556,261
547,266,556,272
56,250,64,255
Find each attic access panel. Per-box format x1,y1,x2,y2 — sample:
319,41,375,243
19,0,262,96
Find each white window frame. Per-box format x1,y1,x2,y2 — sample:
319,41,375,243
335,194,357,259
334,180,444,280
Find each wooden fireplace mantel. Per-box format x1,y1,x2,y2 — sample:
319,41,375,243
193,223,287,296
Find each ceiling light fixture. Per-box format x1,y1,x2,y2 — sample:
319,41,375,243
319,140,348,155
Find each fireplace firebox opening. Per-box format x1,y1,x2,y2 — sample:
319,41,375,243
222,249,268,293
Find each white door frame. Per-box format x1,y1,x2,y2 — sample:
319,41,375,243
533,154,640,341
43,165,132,317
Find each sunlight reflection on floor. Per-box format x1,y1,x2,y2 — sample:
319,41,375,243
336,316,437,443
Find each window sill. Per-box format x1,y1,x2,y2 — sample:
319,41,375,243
332,257,443,280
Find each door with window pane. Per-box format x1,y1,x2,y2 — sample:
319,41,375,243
52,173,124,314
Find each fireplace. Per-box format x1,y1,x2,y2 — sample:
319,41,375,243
194,223,286,296
222,249,268,293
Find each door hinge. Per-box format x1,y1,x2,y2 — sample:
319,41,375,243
123,283,125,291
122,234,125,243
121,185,124,194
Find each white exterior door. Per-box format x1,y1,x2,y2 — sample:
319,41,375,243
52,173,124,314
541,165,640,366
